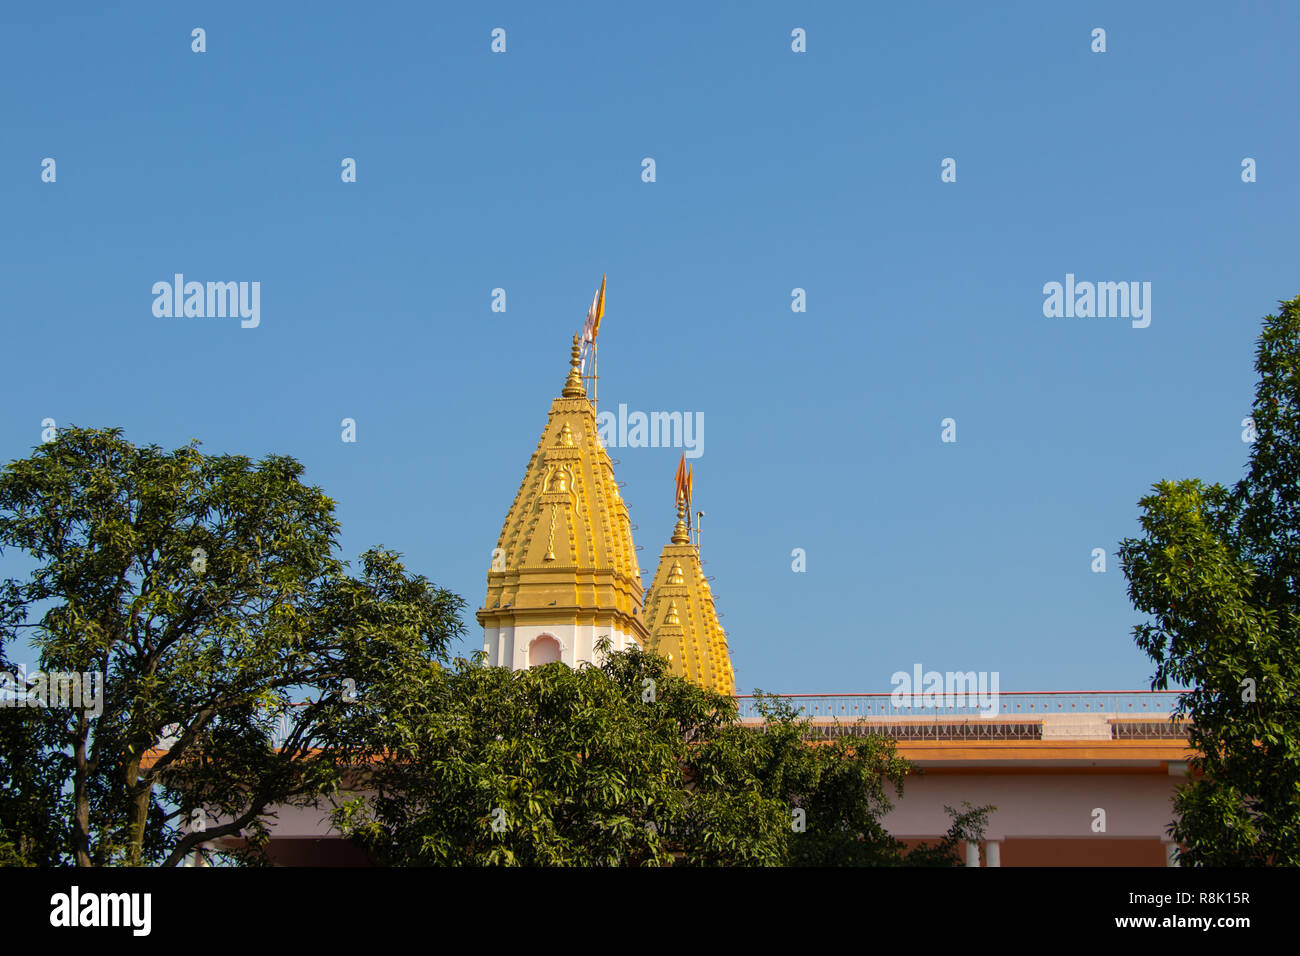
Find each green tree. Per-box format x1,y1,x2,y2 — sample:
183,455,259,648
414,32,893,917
1119,296,1300,865
335,641,989,866
716,694,992,866
0,426,463,866
336,642,731,866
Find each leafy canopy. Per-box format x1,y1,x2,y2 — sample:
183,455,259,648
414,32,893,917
335,640,989,866
0,426,464,866
1119,296,1300,865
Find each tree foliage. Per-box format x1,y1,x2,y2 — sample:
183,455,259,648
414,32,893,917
0,426,463,865
1119,296,1300,865
335,641,989,866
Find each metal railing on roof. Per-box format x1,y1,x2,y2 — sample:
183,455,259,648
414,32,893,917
732,691,1191,741
180,691,1188,750
733,690,1183,721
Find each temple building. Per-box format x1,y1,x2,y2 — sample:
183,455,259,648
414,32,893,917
476,330,735,691
201,289,1195,866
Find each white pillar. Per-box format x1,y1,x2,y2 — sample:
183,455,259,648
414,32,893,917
986,841,1001,867
965,841,980,867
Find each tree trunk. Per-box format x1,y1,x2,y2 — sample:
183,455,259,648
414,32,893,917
124,755,150,866
72,712,91,866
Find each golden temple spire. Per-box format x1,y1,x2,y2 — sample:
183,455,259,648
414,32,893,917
477,320,647,671
643,464,735,694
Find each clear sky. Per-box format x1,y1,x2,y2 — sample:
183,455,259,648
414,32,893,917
2,2,1297,694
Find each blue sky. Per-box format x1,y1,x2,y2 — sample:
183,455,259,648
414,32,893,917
2,2,1296,694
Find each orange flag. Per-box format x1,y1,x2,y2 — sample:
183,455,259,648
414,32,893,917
674,453,687,506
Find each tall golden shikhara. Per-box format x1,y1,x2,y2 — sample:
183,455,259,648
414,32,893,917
477,279,734,694
476,331,647,670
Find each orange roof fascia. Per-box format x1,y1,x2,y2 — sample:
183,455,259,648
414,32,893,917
896,739,1195,763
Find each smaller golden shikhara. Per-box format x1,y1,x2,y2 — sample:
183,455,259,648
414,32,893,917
643,482,735,695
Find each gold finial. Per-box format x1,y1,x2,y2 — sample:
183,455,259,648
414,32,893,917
556,422,574,446
668,560,685,585
666,600,680,626
671,493,690,544
562,334,586,397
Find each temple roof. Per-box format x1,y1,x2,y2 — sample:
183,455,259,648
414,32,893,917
476,335,648,640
